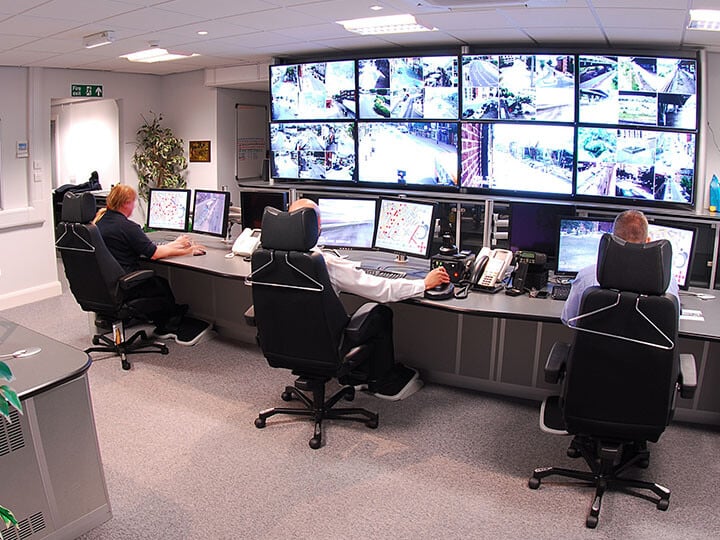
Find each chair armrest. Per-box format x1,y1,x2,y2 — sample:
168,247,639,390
545,342,570,384
118,269,155,290
678,353,697,400
344,302,380,342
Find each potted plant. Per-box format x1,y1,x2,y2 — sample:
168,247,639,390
1,361,21,529
131,112,188,203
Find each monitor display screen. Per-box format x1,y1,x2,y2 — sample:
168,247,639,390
556,217,614,277
357,122,458,187
270,122,356,181
190,189,231,237
509,202,574,259
373,198,436,259
146,188,190,233
358,56,459,120
647,222,696,290
317,197,377,249
240,191,288,230
576,127,695,204
578,55,696,130
270,60,356,120
461,54,575,122
460,122,574,196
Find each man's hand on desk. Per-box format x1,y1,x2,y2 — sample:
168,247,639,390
424,266,450,290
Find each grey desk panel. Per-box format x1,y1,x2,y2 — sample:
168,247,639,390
391,302,458,373
458,315,494,379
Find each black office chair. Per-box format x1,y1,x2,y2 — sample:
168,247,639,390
55,191,168,370
529,233,697,529
247,206,381,449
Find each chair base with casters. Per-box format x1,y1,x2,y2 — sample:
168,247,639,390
254,375,379,450
86,319,168,370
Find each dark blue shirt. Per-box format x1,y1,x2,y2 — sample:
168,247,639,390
95,210,156,272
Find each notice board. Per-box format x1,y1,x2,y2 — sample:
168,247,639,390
236,104,268,180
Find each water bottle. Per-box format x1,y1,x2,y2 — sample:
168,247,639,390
710,174,720,213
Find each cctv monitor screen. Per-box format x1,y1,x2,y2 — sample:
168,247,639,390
556,217,614,277
270,122,356,181
146,188,190,233
358,55,459,120
373,198,437,259
240,191,289,230
270,60,356,120
190,189,231,237
647,222,696,290
317,197,377,250
357,122,458,187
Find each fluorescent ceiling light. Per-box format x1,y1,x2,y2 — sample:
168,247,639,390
337,14,437,35
688,9,720,31
83,30,114,49
121,47,199,63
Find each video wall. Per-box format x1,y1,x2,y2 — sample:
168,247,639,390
269,51,699,209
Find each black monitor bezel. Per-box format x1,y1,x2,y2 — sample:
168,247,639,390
146,188,191,234
190,189,231,238
372,197,438,260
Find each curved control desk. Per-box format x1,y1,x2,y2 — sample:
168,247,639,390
145,234,720,427
0,317,111,539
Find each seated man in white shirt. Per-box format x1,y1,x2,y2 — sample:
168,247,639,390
561,209,680,326
289,198,450,400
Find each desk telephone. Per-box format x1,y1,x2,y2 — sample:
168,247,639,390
469,247,514,292
232,228,261,256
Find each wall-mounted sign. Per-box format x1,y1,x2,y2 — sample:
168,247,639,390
71,84,103,97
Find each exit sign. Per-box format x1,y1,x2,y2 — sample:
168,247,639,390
71,84,104,97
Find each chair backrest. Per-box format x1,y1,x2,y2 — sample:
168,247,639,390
563,234,679,442
249,206,350,376
56,192,126,316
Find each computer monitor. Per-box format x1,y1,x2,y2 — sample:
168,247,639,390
647,222,696,290
555,217,614,278
317,197,377,250
146,188,191,233
373,198,437,260
240,191,289,230
509,202,574,260
190,189,231,238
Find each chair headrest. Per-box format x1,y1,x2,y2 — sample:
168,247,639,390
596,233,672,295
260,206,319,251
62,191,97,223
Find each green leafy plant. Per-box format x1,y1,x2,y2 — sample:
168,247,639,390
131,112,188,203
0,360,22,530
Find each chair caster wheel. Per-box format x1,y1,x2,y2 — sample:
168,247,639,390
121,359,131,370
586,515,598,529
281,391,293,401
567,447,581,458
92,336,101,345
657,498,669,511
366,418,379,429
528,477,540,490
309,437,321,449
160,346,169,355
254,417,266,429
344,389,355,402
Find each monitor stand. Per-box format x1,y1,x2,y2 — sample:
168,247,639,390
394,254,408,264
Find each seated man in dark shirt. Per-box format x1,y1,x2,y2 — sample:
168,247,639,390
93,184,207,339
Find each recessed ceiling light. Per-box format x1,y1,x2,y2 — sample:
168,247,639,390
83,30,115,49
197,31,208,36
688,9,720,31
337,14,437,35
121,47,199,63
370,5,383,10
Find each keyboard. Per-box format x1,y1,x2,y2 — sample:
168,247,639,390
362,267,407,279
551,284,571,301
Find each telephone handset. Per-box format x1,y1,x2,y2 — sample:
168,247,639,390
232,228,261,256
469,247,513,292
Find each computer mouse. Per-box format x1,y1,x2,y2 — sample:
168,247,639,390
193,249,206,256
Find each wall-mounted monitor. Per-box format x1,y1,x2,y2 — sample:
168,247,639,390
556,217,614,278
373,198,437,260
240,191,289,230
270,122,356,181
146,188,191,233
357,122,458,187
358,55,459,120
270,60,356,120
647,222,696,290
576,127,695,205
461,54,575,122
190,189,231,238
460,122,574,196
317,197,377,250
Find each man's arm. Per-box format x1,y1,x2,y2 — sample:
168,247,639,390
151,234,205,259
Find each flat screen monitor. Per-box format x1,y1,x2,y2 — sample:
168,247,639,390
509,202,574,260
576,127,695,205
556,217,614,278
190,189,231,237
270,60,356,120
317,197,377,250
461,54,575,122
460,122,574,196
647,222,696,290
270,122,355,181
373,198,437,260
357,122,458,187
358,55,458,120
240,191,289,230
146,188,190,233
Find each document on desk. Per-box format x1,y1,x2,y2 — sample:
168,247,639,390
680,309,704,322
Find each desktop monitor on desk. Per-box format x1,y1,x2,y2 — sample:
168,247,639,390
317,197,377,250
146,188,191,233
373,197,436,261
240,191,289,230
647,222,696,290
190,189,231,238
555,217,614,279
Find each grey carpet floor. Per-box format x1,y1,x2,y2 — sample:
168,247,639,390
2,267,719,540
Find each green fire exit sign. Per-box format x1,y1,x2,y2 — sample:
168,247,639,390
71,84,104,97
